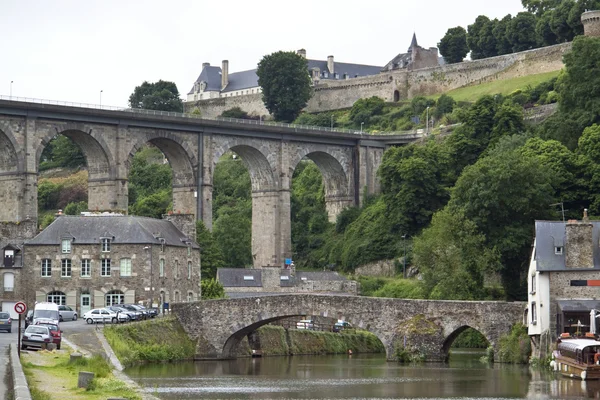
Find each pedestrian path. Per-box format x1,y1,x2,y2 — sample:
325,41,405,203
0,346,8,400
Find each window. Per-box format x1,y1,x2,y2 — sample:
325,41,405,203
105,290,124,306
188,261,192,279
47,291,66,305
531,302,537,325
81,259,91,277
101,238,111,252
41,259,52,277
3,272,14,292
334,73,339,79
555,246,563,255
120,258,132,277
243,275,254,281
159,259,165,277
187,245,191,257
280,275,290,281
530,274,536,295
174,260,179,278
61,259,72,277
61,239,71,254
187,292,193,302
160,239,165,253
101,259,111,277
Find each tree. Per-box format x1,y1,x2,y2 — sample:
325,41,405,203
256,51,312,122
493,15,514,55
128,80,183,112
478,19,500,58
196,221,225,279
507,12,539,52
220,107,254,119
467,16,491,60
201,279,226,299
435,94,456,119
536,11,559,46
40,135,86,171
438,27,469,64
521,0,561,15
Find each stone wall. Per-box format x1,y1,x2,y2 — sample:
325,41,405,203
355,259,397,277
185,93,268,119
0,220,38,307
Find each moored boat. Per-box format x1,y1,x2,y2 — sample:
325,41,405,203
553,335,600,380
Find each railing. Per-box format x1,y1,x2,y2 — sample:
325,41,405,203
0,95,422,137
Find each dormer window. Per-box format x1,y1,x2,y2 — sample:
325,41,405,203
61,239,71,254
160,238,165,253
101,238,111,253
243,275,254,281
3,248,15,267
555,246,564,255
280,275,289,281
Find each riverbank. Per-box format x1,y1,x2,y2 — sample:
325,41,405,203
104,316,384,366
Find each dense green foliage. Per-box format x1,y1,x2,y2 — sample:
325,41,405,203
256,51,312,122
220,107,257,119
196,221,225,278
128,146,172,217
39,135,85,171
451,328,489,348
497,324,531,363
128,80,183,112
201,278,226,299
439,26,469,63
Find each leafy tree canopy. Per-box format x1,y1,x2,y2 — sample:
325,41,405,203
128,80,183,112
256,51,312,122
201,279,226,299
196,221,225,279
438,27,469,64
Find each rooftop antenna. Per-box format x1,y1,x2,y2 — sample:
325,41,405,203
550,202,566,222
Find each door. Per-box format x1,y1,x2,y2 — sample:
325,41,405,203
1,301,17,319
80,295,91,315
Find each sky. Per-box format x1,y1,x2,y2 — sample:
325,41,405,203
1,0,525,107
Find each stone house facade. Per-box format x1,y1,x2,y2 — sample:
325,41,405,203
21,215,201,316
528,214,600,358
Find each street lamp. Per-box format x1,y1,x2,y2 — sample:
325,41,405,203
10,81,13,99
402,234,407,278
100,90,103,107
360,122,364,133
426,106,430,134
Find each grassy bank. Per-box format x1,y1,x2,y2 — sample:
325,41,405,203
103,316,196,366
22,351,140,400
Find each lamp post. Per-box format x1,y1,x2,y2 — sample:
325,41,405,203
426,106,430,134
10,81,13,99
360,122,364,133
402,234,407,278
100,90,103,107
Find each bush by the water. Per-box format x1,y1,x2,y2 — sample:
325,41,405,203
104,316,196,366
497,324,531,364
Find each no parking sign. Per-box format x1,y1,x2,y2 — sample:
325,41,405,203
14,301,26,314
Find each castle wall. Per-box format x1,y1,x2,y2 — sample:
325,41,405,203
184,43,571,117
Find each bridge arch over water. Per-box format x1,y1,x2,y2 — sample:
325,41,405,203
172,294,525,361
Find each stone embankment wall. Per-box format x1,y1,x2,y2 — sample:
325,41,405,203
354,259,397,277
186,43,570,118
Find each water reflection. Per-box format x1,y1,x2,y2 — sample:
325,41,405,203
124,350,600,399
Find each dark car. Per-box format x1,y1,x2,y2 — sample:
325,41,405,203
136,305,158,318
24,310,33,328
0,312,11,333
107,306,135,322
116,304,145,320
35,321,61,350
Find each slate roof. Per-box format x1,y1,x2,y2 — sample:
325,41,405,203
306,59,383,79
25,216,198,248
534,220,600,271
221,69,261,93
217,268,262,287
187,66,222,94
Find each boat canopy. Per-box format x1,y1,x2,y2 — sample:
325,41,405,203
558,339,600,353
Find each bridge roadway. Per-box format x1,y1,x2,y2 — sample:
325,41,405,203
171,294,526,361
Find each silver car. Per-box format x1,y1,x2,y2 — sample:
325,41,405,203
58,305,77,321
0,312,11,333
21,325,52,350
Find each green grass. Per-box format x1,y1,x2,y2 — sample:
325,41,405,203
440,71,561,103
104,316,196,366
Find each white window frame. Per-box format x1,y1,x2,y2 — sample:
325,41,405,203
555,246,564,255
120,258,132,277
174,260,179,279
159,258,165,277
41,259,52,277
47,291,66,305
61,239,71,254
101,238,111,253
81,259,91,277
106,292,124,306
531,302,537,325
61,259,72,277
101,259,111,277
188,261,192,279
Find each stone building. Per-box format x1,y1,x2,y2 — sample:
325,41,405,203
216,267,358,298
21,215,201,316
527,213,600,358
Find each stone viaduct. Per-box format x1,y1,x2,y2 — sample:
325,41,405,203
0,99,419,268
171,294,526,361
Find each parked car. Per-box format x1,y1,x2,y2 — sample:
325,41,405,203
21,325,52,350
58,305,77,322
116,304,145,320
24,310,33,328
106,306,135,321
333,321,352,333
33,302,60,326
35,321,62,350
0,312,11,333
82,308,128,324
136,305,158,318
296,319,315,330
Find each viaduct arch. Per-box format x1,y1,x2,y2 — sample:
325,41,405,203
0,100,419,268
171,294,525,361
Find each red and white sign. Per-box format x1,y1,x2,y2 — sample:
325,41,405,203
14,301,26,315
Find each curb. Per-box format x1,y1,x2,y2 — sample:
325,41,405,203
9,344,32,400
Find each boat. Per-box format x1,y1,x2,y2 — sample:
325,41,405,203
553,335,600,380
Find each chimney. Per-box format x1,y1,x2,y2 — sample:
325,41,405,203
297,49,306,58
221,60,229,90
565,210,594,269
327,55,334,74
202,62,210,68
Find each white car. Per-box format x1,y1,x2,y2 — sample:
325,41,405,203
83,308,128,324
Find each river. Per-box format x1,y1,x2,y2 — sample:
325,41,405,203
125,350,600,399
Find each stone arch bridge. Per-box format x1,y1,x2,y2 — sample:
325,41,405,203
0,99,418,267
171,294,525,361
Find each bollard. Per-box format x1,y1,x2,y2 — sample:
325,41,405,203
46,343,57,351
69,352,83,363
77,371,95,388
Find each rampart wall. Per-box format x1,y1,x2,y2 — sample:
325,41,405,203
184,43,571,117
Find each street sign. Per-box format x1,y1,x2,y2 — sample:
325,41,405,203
14,301,26,314
285,258,292,265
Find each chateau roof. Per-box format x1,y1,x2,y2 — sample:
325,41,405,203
25,216,198,248
188,65,222,94
222,69,261,93
216,268,349,288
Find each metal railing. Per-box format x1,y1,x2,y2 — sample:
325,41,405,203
0,95,422,137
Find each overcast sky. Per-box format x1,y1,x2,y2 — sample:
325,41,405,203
1,0,525,107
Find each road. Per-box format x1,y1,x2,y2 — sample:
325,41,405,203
0,319,20,400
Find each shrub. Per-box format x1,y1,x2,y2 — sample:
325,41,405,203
220,107,254,119
349,97,385,126
497,324,531,364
